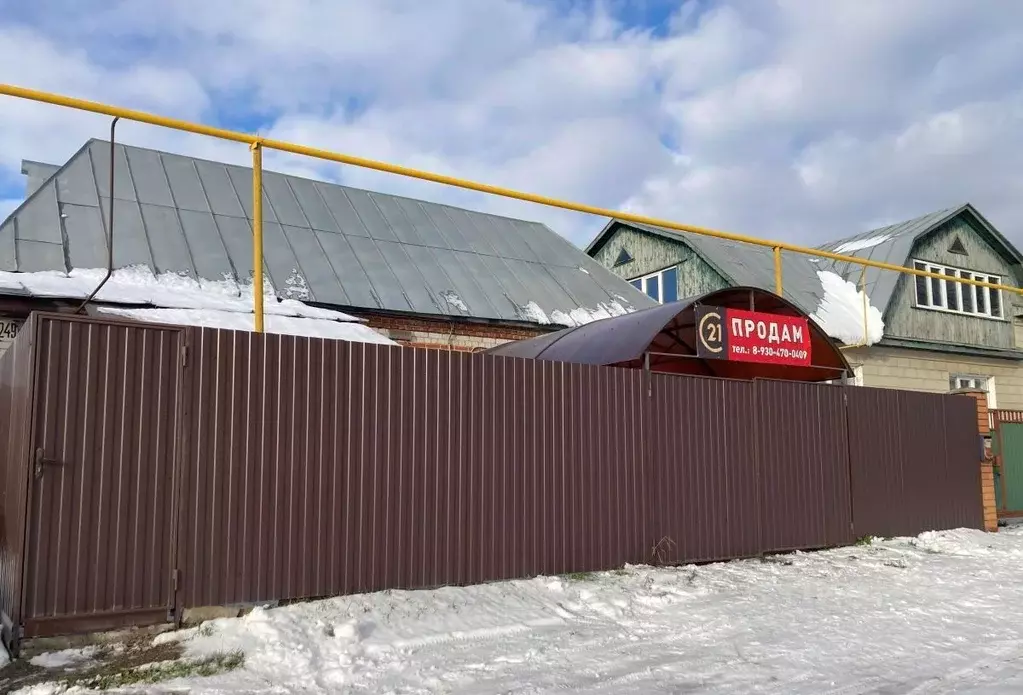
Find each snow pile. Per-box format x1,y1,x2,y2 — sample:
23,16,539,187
14,526,1023,693
95,307,397,345
28,646,102,670
832,234,892,254
908,527,1023,558
811,270,885,345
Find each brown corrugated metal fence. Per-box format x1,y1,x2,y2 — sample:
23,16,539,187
0,315,986,650
177,333,654,607
19,316,184,638
847,387,984,538
647,375,762,564
0,315,36,648
756,380,854,552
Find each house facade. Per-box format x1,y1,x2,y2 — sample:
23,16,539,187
587,204,1023,409
0,140,652,354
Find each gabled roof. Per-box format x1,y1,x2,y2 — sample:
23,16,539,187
588,203,1023,319
816,203,1023,315
587,219,826,315
0,139,652,326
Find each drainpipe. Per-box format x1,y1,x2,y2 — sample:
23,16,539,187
77,117,120,313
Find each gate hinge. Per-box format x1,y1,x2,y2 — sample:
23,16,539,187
171,568,180,591
180,345,188,368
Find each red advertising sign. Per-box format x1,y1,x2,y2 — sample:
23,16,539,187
695,306,812,367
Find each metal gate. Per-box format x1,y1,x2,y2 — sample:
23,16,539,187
21,317,185,637
993,411,1023,518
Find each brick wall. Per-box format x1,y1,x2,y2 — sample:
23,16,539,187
355,313,548,352
843,345,1023,410
981,461,998,532
954,389,997,532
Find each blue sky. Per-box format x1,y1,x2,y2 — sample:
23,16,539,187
1,0,1022,248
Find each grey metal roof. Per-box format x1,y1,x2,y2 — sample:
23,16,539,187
0,139,653,325
814,206,964,317
612,221,827,315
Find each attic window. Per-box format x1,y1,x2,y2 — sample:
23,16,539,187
613,248,633,267
629,266,679,304
948,237,968,256
913,259,1003,319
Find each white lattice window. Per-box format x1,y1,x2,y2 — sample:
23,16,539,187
913,260,1003,319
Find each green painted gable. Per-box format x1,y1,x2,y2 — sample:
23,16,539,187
588,224,730,301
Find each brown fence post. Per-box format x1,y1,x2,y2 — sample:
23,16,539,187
952,389,996,532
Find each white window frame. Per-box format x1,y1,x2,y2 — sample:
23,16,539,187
629,266,679,304
950,373,997,408
912,259,1004,320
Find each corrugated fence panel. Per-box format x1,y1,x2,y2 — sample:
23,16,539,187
756,380,853,553
22,317,182,636
899,390,953,536
0,316,36,651
847,386,907,539
848,388,984,539
649,375,761,565
942,395,984,531
178,334,652,609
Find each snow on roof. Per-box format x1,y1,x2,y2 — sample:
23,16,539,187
521,298,633,327
0,265,395,344
811,271,885,346
0,265,364,322
2,139,651,325
95,307,397,345
831,234,893,255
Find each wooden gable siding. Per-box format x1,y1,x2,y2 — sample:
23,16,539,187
590,225,730,301
885,214,1020,350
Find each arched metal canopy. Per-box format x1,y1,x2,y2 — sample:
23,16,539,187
487,286,852,382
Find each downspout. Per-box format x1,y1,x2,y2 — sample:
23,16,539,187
77,117,120,313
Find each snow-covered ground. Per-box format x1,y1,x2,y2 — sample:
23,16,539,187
12,526,1023,694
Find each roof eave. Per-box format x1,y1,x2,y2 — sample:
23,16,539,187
878,335,1023,361
584,218,621,256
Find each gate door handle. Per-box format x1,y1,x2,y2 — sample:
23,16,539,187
34,448,62,479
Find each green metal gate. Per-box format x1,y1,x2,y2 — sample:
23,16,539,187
993,411,1023,517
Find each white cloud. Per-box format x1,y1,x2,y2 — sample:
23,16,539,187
1,0,1022,252
0,198,18,224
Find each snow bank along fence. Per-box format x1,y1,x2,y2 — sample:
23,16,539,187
0,313,984,652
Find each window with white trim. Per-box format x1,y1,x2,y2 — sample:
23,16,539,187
913,260,1003,319
950,374,997,408
629,266,679,304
